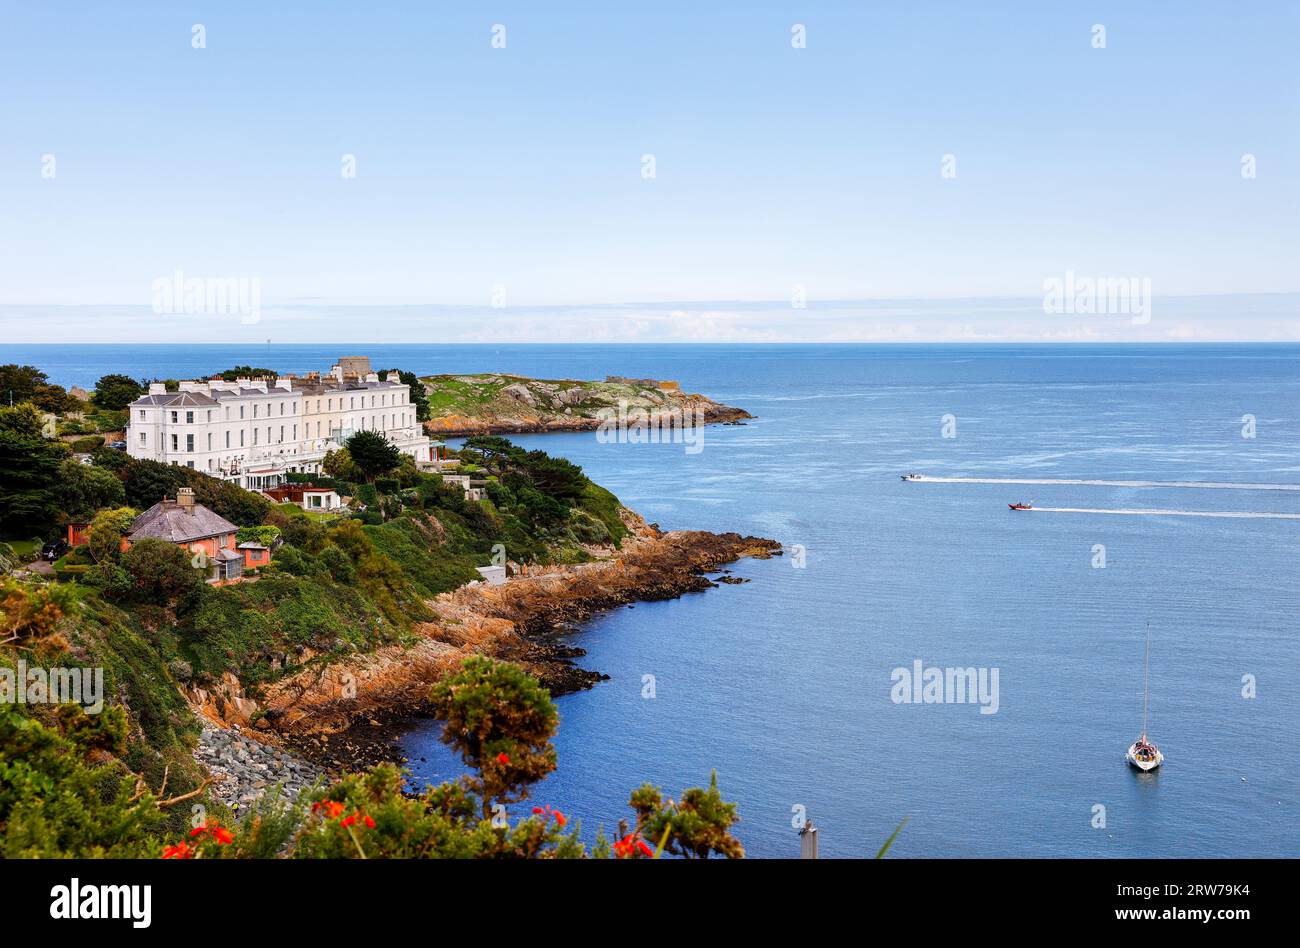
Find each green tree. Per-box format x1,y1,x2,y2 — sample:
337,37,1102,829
0,364,76,413
288,763,584,859
462,435,521,476
0,705,167,858
90,374,144,412
55,458,126,522
520,450,587,502
121,537,204,605
0,364,49,405
428,656,559,817
211,366,277,381
86,506,137,563
628,771,745,859
322,447,360,481
0,404,65,534
397,370,431,423
121,457,188,509
344,430,402,482
183,468,271,527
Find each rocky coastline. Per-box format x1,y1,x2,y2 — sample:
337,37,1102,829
420,373,753,438
189,515,779,778
423,406,751,439
195,724,325,811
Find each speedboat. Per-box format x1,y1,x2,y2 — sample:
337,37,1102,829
901,473,923,481
1008,502,1032,510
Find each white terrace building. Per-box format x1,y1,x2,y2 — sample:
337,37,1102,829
125,364,438,490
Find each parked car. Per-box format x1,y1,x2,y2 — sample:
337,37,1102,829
108,440,127,450
41,539,70,561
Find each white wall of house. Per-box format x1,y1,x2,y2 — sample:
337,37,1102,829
126,369,437,487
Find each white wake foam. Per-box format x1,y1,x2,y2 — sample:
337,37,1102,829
1028,507,1300,520
911,476,1300,492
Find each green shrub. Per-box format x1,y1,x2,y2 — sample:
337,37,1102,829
0,705,165,858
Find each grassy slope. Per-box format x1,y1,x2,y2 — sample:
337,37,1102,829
419,374,685,422
2,436,631,838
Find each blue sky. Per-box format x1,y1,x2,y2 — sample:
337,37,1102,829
1,2,1296,342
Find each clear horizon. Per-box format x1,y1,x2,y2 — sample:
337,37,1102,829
2,292,1297,344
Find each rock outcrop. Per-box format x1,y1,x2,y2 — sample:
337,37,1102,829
196,515,779,772
420,373,751,438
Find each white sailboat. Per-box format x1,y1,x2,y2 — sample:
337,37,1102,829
1125,622,1164,771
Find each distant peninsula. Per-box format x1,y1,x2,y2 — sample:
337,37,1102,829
419,374,751,437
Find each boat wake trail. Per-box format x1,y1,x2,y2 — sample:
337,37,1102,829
913,476,1300,492
1030,507,1300,520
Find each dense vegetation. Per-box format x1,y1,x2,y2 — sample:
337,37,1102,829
1,364,743,860
0,656,743,859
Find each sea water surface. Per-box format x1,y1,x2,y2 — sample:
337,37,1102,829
13,344,1299,858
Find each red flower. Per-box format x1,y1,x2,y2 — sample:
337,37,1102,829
611,827,647,858
161,842,194,859
313,800,345,819
614,832,653,858
532,806,545,815
341,814,357,828
496,752,510,765
552,810,567,828
188,820,233,845
363,814,376,829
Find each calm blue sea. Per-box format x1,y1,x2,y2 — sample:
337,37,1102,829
10,343,1299,858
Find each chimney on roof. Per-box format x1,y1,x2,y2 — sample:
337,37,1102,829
177,487,196,514
275,377,293,391
149,382,166,395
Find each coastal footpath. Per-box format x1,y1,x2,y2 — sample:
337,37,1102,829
420,373,752,437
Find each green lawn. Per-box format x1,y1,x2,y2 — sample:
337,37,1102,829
3,537,42,559
275,502,343,523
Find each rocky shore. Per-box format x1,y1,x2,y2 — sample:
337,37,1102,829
281,518,775,772
185,513,779,779
195,724,325,811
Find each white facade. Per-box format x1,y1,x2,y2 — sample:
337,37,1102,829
126,368,437,490
301,488,342,511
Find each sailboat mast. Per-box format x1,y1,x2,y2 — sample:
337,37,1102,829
1141,622,1151,739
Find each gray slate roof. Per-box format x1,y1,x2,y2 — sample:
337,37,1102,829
128,501,239,544
129,391,220,407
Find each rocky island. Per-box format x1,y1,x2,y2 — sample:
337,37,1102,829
419,373,752,437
